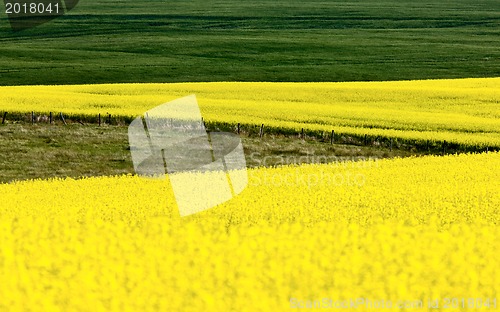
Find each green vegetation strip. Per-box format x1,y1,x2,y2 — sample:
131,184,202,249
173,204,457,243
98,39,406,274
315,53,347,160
1,0,500,85
0,123,431,184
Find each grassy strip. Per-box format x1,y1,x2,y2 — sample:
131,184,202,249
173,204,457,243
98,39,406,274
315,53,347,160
0,123,433,184
2,111,497,154
2,112,500,160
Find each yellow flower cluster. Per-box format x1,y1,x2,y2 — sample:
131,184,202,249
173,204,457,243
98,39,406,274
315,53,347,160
0,78,499,147
0,152,498,311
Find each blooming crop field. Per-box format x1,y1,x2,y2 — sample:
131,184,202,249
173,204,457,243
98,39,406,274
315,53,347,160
0,152,498,311
0,78,499,147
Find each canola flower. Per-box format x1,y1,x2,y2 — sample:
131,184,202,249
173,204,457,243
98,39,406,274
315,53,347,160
0,152,499,311
0,78,499,147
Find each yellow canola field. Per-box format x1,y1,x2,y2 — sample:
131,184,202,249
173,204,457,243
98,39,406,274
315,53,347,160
0,78,499,147
0,152,499,311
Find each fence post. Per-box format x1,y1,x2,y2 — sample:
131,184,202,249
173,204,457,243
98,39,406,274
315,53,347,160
301,128,304,140
442,140,446,155
390,138,393,151
98,113,101,126
331,130,334,144
364,134,367,145
237,123,240,134
60,112,67,125
2,112,6,124
31,111,35,125
49,112,53,124
259,124,264,138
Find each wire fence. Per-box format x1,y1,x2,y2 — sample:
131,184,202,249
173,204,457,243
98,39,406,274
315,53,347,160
1,110,498,155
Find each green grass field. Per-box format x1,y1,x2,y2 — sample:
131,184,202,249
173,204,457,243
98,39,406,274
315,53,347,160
1,0,499,85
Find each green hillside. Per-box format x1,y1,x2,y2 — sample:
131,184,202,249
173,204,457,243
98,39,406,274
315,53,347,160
0,0,499,85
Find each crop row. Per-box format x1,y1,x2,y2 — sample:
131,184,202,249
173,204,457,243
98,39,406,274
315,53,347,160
0,78,499,148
